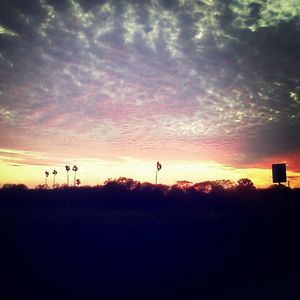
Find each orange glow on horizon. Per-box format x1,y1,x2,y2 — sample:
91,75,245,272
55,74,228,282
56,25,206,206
1,154,299,189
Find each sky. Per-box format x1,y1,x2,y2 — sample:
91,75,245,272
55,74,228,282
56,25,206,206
0,0,300,188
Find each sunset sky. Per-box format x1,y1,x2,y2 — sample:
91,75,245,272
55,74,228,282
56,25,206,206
0,0,300,188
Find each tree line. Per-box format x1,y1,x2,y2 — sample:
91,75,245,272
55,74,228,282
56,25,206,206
1,176,289,193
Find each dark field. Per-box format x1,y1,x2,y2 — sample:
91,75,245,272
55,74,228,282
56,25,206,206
1,188,300,299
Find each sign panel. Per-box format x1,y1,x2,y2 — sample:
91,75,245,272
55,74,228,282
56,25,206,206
272,163,287,183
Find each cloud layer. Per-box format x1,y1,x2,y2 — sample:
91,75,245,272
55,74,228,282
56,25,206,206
0,0,300,170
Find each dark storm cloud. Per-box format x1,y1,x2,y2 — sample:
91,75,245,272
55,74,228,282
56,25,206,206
0,0,300,168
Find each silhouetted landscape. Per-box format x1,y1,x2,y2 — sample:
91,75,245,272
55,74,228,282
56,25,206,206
1,178,300,299
1,0,300,298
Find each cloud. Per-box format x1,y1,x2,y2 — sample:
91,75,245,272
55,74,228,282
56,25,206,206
229,0,300,31
0,0,299,171
0,148,59,166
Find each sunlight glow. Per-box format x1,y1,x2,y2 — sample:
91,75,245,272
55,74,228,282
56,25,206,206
1,151,299,188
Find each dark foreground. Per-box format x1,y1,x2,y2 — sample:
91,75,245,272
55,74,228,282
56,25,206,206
1,188,300,299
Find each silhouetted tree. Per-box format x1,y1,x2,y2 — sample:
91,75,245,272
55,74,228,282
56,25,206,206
175,180,193,190
192,180,236,194
214,179,236,190
58,184,70,189
45,171,49,186
52,170,58,188
236,178,255,191
104,177,141,190
65,165,70,186
72,165,78,186
193,181,215,193
2,183,28,190
155,161,162,184
210,183,225,194
35,184,48,190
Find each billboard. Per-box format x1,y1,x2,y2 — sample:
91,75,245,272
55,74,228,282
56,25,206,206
272,163,287,183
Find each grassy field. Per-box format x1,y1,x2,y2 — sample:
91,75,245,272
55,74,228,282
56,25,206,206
1,189,300,299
